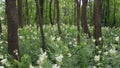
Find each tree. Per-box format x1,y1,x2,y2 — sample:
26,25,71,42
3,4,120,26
81,0,91,38
94,0,102,46
0,19,2,34
6,0,20,59
17,0,23,27
35,0,46,52
49,0,54,26
56,0,61,35
76,0,81,44
25,0,30,25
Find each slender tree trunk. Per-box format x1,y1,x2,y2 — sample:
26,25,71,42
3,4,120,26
113,0,116,26
81,0,91,38
6,0,20,60
76,0,81,44
25,0,30,25
49,0,54,26
106,0,109,26
35,0,46,52
0,19,2,34
74,0,76,24
56,0,61,35
18,0,23,27
94,0,102,46
53,0,56,24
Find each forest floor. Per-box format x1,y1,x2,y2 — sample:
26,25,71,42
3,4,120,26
0,24,120,68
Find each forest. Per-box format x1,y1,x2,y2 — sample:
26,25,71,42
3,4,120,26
0,0,120,68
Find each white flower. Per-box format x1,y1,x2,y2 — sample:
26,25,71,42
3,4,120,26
29,64,34,68
0,54,3,59
69,42,72,45
115,36,119,42
67,53,72,57
103,52,108,55
51,36,55,41
109,49,117,55
55,54,63,62
99,37,102,41
93,66,97,68
94,55,100,62
52,64,60,68
92,39,95,42
1,58,7,65
19,36,24,39
0,66,4,68
57,37,61,41
98,50,102,54
0,41,3,44
37,52,48,65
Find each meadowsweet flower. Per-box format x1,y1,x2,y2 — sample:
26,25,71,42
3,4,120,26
0,66,4,68
115,36,119,42
1,58,7,65
29,64,34,68
37,52,48,65
69,41,72,45
51,36,55,41
93,66,97,68
109,49,117,55
67,53,72,57
55,54,63,62
92,39,95,42
0,54,3,59
19,36,24,39
98,50,102,54
57,37,61,41
94,55,100,62
103,51,108,55
52,64,60,68
0,41,3,44
99,37,102,41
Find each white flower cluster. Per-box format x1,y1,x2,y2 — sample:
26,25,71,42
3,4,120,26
52,64,60,68
115,36,119,42
94,55,100,62
55,54,63,63
109,49,117,55
37,49,48,68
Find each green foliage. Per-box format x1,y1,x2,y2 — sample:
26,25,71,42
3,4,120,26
0,24,120,68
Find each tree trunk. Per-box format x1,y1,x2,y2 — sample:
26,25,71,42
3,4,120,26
18,0,23,27
6,0,20,60
76,0,81,44
56,0,61,35
25,0,30,25
35,0,46,52
0,19,2,34
81,0,91,38
94,0,102,46
49,0,54,26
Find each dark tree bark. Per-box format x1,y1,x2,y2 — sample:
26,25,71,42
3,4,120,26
25,0,30,25
49,0,54,26
106,0,110,26
81,0,91,38
56,0,61,35
88,0,93,25
76,0,81,44
35,0,46,52
18,0,23,27
94,0,102,46
6,0,20,59
53,0,56,24
0,19,2,34
113,0,116,26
